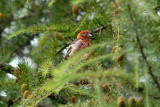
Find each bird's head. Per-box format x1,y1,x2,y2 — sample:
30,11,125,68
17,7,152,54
77,30,93,39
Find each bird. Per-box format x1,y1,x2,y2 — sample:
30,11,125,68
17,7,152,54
64,30,93,59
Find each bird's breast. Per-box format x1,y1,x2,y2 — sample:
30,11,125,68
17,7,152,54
82,39,91,47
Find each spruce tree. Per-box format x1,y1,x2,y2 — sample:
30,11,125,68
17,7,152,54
0,0,160,106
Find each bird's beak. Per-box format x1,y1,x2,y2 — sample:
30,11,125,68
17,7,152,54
88,33,94,38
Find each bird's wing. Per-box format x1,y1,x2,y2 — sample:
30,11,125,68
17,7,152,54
64,39,83,59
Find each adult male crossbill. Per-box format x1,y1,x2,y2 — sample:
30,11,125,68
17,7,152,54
64,30,93,59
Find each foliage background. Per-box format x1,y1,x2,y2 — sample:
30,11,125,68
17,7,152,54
0,0,160,106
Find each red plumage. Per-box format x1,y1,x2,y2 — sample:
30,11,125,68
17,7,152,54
64,30,93,59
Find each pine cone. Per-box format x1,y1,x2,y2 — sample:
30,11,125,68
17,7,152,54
24,90,29,99
71,96,76,103
21,83,27,91
72,5,79,15
117,96,125,107
128,97,136,107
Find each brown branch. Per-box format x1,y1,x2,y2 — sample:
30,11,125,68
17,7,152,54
127,4,160,92
56,24,108,54
153,96,160,99
92,24,108,33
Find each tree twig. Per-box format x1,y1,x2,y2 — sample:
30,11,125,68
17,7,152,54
127,4,160,92
153,96,160,99
92,24,108,33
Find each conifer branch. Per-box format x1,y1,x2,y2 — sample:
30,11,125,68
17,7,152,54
0,15,14,45
56,24,108,54
0,63,14,73
0,2,25,45
127,4,160,92
10,34,37,58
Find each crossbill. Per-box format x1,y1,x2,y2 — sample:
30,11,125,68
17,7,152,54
64,30,93,59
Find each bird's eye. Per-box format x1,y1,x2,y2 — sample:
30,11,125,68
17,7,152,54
81,34,84,37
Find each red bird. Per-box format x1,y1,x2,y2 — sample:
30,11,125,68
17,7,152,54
64,30,93,59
